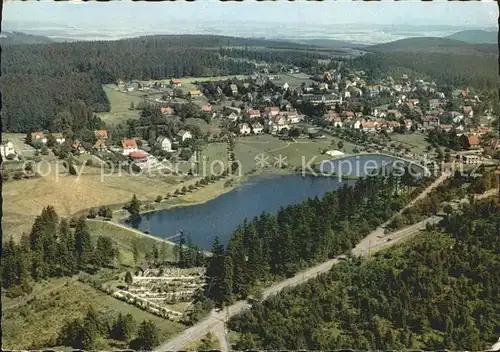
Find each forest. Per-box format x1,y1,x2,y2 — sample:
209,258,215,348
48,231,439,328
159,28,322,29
228,198,500,351
1,206,116,298
1,35,325,133
353,51,499,92
203,171,426,306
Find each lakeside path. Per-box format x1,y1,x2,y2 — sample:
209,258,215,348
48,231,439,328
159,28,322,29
156,171,454,351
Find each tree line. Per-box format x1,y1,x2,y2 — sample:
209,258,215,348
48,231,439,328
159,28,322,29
204,171,423,306
57,306,160,350
228,198,500,351
1,206,116,298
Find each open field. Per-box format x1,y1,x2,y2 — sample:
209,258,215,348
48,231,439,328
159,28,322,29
273,73,315,90
174,75,249,94
200,142,229,175
235,134,359,172
97,84,145,125
2,166,199,240
185,118,221,135
389,133,431,154
2,278,184,350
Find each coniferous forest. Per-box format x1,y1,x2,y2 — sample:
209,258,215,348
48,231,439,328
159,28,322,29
204,172,425,306
1,206,116,298
1,35,325,133
228,199,500,351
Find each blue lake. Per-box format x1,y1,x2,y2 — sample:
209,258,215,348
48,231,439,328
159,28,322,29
123,155,426,250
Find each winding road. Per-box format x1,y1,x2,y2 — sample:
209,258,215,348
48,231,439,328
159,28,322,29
156,172,453,351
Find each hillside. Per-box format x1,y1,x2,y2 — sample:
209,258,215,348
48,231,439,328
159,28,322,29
0,31,54,45
229,199,500,351
446,29,498,44
366,37,497,56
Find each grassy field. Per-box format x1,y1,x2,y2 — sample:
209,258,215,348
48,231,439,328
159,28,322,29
389,133,431,154
86,220,177,267
2,166,198,240
2,278,184,350
234,134,359,172
185,117,221,135
200,142,229,175
273,73,314,90
175,75,249,94
97,84,145,125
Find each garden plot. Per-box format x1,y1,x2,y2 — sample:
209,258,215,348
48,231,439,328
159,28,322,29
109,267,206,322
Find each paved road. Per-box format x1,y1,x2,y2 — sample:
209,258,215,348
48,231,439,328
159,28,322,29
156,172,452,351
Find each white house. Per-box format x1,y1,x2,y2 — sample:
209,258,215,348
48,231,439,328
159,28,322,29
121,139,138,156
31,132,47,145
247,109,261,119
252,123,264,134
227,112,239,122
333,117,343,128
51,133,66,145
284,110,300,124
238,123,251,135
230,84,238,95
156,136,172,152
282,82,290,90
177,130,192,142
0,141,15,158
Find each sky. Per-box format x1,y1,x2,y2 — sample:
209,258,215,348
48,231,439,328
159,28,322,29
3,0,498,41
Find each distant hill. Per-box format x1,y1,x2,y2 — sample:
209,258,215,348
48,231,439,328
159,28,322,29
366,37,497,56
446,30,497,44
0,31,54,45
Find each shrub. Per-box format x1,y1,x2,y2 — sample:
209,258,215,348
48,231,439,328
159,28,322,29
155,195,163,203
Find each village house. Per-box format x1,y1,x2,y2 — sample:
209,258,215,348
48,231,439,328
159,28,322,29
283,110,300,124
0,141,15,159
267,106,280,117
440,124,454,133
333,117,343,128
361,121,378,133
343,111,355,120
72,140,86,154
95,129,108,140
268,74,280,80
225,106,242,115
282,82,290,90
202,104,212,113
299,93,342,107
403,119,413,130
461,154,482,165
156,136,172,152
247,109,261,119
177,130,193,142
230,84,238,95
461,134,481,150
93,139,107,152
170,79,182,88
126,82,139,92
31,132,47,144
161,106,174,115
380,121,401,133
122,138,138,156
238,123,251,135
51,133,66,145
345,119,362,130
267,115,290,133
252,123,264,134
138,263,151,276
462,106,474,119
422,116,440,130
387,109,402,119
189,90,202,98
470,126,490,136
